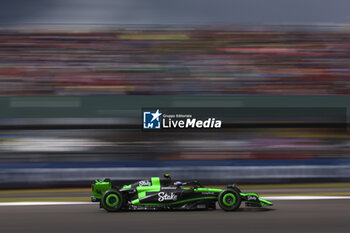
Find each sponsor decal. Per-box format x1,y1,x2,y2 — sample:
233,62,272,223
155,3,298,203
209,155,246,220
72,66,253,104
247,195,258,201
201,192,215,195
158,192,178,202
138,180,151,186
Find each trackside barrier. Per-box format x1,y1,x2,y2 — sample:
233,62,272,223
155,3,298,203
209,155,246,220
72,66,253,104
0,162,349,188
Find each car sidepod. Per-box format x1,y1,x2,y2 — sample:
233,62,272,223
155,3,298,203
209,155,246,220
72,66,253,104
131,187,220,210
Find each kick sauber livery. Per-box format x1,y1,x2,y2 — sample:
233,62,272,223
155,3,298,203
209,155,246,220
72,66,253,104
91,174,273,212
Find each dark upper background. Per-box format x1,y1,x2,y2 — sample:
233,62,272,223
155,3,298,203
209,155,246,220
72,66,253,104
1,0,350,25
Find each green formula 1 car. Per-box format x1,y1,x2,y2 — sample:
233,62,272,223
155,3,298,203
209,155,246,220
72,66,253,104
91,174,273,212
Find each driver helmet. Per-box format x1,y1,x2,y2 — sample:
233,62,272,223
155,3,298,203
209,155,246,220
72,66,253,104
174,181,182,186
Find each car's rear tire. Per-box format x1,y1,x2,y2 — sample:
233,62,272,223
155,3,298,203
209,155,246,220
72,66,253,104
218,188,241,211
101,189,124,212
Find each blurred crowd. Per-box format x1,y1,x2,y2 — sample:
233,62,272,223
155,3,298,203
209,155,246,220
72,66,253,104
0,26,350,96
0,128,348,162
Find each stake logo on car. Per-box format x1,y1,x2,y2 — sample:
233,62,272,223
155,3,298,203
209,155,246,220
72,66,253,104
138,180,151,186
247,195,258,201
158,192,178,202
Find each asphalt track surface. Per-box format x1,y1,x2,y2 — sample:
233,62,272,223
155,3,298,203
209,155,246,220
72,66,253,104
0,200,349,233
0,184,350,233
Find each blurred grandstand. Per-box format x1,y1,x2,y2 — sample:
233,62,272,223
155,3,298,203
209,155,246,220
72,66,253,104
0,25,349,187
0,25,350,96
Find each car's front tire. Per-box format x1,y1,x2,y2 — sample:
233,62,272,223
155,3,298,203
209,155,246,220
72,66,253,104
101,189,124,212
218,188,241,211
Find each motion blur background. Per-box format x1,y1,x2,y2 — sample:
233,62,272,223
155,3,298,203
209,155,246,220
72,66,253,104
0,0,349,188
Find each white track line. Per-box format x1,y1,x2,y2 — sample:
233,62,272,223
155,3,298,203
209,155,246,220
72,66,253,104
0,196,350,207
0,202,95,206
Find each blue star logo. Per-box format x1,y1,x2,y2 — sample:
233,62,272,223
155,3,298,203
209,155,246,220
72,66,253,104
143,109,162,129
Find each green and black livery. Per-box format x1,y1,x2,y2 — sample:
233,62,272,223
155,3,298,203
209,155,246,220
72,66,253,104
91,174,273,212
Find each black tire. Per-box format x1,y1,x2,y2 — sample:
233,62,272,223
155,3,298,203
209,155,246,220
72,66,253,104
218,188,241,211
101,189,124,212
232,186,241,194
